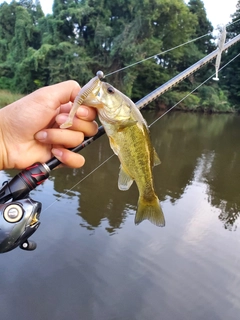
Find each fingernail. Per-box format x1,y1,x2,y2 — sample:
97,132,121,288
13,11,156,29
57,114,68,123
35,131,47,140
77,107,89,117
52,148,63,158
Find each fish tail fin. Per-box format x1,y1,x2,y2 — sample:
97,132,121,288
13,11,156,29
135,195,165,227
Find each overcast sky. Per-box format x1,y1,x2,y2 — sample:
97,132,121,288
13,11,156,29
0,0,238,29
39,0,238,29
202,0,237,27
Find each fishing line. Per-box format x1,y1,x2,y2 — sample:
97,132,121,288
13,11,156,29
85,51,240,178
43,50,240,213
149,51,240,127
105,32,212,77
43,28,240,211
105,20,238,78
149,74,217,126
227,17,240,28
42,154,115,213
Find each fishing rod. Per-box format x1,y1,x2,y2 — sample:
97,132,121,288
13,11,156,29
0,33,240,254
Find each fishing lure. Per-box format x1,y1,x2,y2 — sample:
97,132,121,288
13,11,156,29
213,25,227,81
60,70,104,128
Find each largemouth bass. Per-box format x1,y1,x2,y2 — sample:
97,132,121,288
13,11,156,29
84,81,165,227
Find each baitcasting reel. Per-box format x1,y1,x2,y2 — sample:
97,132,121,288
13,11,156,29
0,126,106,254
0,162,50,253
0,198,41,253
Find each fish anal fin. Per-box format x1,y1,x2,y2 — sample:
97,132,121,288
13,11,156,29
118,165,134,191
153,148,161,166
135,195,165,227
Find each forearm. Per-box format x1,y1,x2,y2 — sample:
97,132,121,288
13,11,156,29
0,108,8,170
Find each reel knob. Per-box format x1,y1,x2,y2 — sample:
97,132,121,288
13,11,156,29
20,240,37,251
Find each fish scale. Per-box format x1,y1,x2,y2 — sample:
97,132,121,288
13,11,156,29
116,124,154,194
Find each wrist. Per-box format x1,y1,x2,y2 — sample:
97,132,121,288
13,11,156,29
0,108,10,170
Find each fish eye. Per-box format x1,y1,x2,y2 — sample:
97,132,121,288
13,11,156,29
107,86,115,94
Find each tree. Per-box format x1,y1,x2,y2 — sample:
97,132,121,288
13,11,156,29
188,0,214,54
0,1,19,88
221,1,240,109
0,0,235,113
175,0,214,91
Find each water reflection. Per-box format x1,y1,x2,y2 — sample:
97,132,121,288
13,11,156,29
150,112,240,231
152,112,240,230
1,112,240,320
51,112,240,232
2,112,240,232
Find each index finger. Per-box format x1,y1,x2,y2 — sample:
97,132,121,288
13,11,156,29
59,103,97,121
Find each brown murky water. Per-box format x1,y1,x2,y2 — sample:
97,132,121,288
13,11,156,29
1,112,240,320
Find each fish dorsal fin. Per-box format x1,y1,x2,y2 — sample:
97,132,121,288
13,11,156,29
118,165,134,191
153,148,161,166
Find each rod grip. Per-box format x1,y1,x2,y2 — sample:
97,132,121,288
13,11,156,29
0,163,50,203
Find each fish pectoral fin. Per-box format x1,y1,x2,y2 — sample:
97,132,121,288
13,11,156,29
84,93,104,108
117,120,137,131
109,136,120,155
135,195,165,227
153,148,161,166
118,165,134,191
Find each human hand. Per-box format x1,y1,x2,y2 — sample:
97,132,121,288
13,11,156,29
0,81,98,170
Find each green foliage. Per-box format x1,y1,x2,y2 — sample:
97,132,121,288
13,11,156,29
0,0,238,112
220,1,240,110
198,85,232,112
0,89,23,108
158,90,200,111
188,0,214,53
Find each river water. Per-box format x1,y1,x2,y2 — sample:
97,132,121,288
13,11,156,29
1,112,240,320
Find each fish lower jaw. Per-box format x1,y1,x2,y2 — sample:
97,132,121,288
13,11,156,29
98,111,130,125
